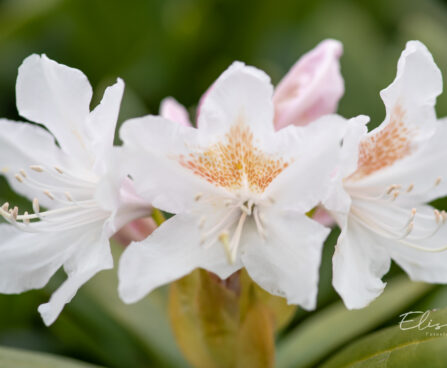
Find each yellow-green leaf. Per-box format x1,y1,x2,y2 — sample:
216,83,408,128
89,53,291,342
276,276,433,368
321,307,447,368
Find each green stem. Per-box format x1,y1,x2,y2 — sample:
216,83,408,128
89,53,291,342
152,208,166,226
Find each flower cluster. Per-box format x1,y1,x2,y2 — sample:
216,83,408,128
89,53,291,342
1,40,447,325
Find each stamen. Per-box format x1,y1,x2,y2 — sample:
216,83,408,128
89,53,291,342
15,174,23,183
20,169,27,178
1,202,9,211
32,198,40,214
229,211,248,263
11,206,18,221
65,192,73,202
23,211,30,224
435,177,442,186
218,231,232,263
195,193,203,201
30,165,44,172
253,206,267,239
44,191,55,200
387,184,401,195
55,166,64,174
351,206,447,252
406,184,414,193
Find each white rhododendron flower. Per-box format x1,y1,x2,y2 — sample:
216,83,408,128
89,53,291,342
323,41,447,309
0,55,151,325
118,62,360,309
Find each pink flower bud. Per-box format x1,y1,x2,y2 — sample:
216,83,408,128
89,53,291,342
273,39,344,129
113,217,157,246
312,207,335,227
160,97,192,127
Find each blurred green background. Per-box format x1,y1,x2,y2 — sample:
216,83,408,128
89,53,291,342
1,0,447,367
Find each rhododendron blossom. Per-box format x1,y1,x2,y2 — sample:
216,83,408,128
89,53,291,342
0,55,150,325
117,62,359,309
323,41,447,309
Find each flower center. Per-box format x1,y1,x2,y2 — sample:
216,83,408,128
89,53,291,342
195,194,269,264
179,122,290,193
349,105,414,181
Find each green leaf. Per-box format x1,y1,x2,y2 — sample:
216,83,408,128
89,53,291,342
276,276,433,368
169,269,240,368
236,302,275,368
169,269,279,368
0,345,101,368
321,307,447,368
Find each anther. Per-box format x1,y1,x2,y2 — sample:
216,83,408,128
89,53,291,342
20,169,27,178
55,166,64,174
195,193,203,201
15,174,23,183
435,177,442,186
65,192,73,202
30,165,44,172
32,198,40,214
387,184,401,195
392,191,400,201
406,184,414,193
198,216,206,229
442,210,447,223
402,221,414,238
23,211,30,224
11,206,18,220
1,202,9,211
44,190,55,200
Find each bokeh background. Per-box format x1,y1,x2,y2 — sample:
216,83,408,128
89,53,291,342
1,0,447,367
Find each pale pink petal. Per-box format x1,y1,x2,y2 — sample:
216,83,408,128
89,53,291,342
113,217,157,246
312,207,335,227
159,97,192,127
273,39,344,129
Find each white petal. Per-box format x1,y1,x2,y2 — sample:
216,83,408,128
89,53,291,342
390,232,447,284
0,224,71,294
241,210,329,310
332,219,391,309
87,78,124,174
380,40,442,140
119,116,221,213
323,116,368,216
38,229,112,326
0,119,81,208
352,202,447,284
160,97,192,127
347,120,447,204
16,54,93,162
118,213,241,304
264,114,348,213
197,61,275,136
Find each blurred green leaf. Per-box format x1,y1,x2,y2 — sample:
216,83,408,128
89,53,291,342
44,242,187,368
320,307,447,368
170,269,283,368
276,276,433,368
169,269,240,368
0,345,101,368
